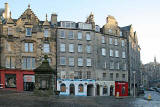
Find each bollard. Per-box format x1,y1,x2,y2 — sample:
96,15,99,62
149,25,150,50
116,92,119,98
147,93,151,100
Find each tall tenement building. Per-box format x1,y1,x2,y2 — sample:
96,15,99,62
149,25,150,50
0,3,140,96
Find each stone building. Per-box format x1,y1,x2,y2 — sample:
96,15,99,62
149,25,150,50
0,3,56,91
0,3,141,96
121,25,141,95
0,4,56,70
143,57,160,87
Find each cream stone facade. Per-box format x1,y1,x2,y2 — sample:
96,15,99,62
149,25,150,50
0,4,56,70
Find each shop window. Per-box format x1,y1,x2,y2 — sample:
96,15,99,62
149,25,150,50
78,84,84,92
60,83,66,92
5,74,16,88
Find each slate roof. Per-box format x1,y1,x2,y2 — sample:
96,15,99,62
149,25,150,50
0,8,4,16
120,25,132,31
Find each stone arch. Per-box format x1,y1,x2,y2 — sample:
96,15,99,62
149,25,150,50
110,85,114,96
69,83,75,95
87,84,94,96
103,85,108,95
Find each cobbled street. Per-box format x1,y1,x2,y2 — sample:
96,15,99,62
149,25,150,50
0,90,160,107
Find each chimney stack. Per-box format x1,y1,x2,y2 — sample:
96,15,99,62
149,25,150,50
51,13,57,26
4,3,10,19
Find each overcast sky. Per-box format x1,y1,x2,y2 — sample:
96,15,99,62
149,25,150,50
1,0,160,64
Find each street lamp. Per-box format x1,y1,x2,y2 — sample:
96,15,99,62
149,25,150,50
133,71,136,98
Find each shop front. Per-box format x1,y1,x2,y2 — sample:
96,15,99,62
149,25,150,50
0,69,35,91
115,81,128,96
57,79,96,96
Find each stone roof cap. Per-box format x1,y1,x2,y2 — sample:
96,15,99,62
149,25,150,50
34,55,56,74
43,14,50,26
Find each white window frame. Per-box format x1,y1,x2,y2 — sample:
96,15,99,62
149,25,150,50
43,43,50,53
109,38,112,45
86,45,91,53
101,36,105,43
122,40,125,47
122,51,126,58
102,48,106,56
109,49,113,57
86,58,91,67
25,43,33,52
60,57,66,65
68,31,74,39
44,28,49,37
114,39,118,45
60,30,65,38
69,57,74,66
69,44,74,52
115,50,119,57
109,29,112,33
60,43,65,52
26,28,32,36
110,62,114,69
78,32,82,40
8,27,13,35
78,58,83,66
78,44,82,53
115,62,119,70
86,32,91,41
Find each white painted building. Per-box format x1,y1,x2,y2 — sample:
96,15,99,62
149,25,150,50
96,81,115,96
57,79,96,96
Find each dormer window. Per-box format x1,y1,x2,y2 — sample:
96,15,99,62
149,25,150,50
109,29,112,33
44,29,49,37
26,28,32,36
8,27,13,35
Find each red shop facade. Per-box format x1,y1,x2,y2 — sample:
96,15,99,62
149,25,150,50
115,81,128,96
0,69,35,91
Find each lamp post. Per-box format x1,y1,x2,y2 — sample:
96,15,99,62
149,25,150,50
133,71,136,98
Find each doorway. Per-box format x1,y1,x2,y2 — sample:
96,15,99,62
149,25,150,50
24,82,34,91
87,84,94,96
69,84,75,95
110,85,114,96
96,84,100,96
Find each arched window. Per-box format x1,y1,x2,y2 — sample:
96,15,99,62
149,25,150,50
60,83,66,92
78,84,84,92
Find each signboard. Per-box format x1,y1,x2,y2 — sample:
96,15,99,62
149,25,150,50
24,75,35,82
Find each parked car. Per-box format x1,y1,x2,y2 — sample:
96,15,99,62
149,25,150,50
156,88,160,93
148,87,155,91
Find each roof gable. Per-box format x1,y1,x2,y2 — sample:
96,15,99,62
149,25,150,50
16,5,39,26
